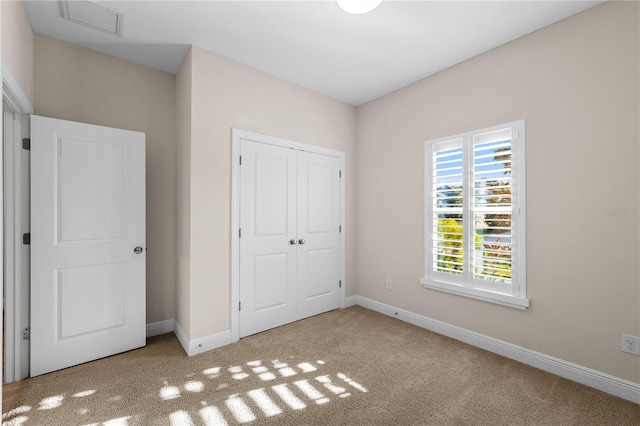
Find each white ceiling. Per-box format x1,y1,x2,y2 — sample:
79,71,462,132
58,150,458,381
23,0,603,106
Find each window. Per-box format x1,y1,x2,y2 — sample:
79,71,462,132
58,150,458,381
421,120,529,309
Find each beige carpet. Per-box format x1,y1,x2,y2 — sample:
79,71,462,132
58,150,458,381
3,306,640,425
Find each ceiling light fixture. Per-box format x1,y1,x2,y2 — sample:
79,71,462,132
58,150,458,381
336,0,383,15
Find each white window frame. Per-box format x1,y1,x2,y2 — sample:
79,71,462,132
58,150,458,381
421,120,529,310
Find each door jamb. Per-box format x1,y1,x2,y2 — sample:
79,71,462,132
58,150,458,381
230,128,346,343
2,64,34,382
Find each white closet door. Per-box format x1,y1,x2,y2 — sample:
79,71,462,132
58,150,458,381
239,140,297,337
296,151,340,319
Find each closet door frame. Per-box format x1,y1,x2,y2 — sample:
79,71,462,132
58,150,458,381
230,128,346,343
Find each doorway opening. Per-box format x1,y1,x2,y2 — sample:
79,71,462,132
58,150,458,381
2,71,33,387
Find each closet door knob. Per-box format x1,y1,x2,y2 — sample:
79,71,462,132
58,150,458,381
298,239,306,245
289,239,297,245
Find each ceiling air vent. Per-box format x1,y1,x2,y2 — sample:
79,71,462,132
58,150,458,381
60,1,124,37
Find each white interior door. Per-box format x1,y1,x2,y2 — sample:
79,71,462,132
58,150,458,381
296,151,340,319
30,115,146,376
239,139,340,338
239,140,297,337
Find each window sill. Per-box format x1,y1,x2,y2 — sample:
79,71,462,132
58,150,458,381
420,278,530,310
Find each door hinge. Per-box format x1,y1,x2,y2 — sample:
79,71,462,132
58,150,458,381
239,302,242,311
23,327,30,340
339,280,342,288
239,156,242,165
22,138,30,150
339,170,342,178
339,225,342,233
239,228,242,238
22,233,30,245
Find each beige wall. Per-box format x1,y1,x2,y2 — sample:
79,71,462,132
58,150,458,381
34,35,177,325
355,1,639,382
175,48,192,336
178,46,357,339
1,0,34,105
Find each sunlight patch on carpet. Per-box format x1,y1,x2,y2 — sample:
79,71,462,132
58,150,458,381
251,365,268,374
229,365,251,380
3,416,28,425
2,405,31,419
169,410,194,426
278,366,297,377
226,394,257,423
199,405,228,425
316,375,348,395
247,388,283,417
297,362,317,373
160,383,181,400
38,395,64,410
259,371,277,381
72,390,96,398
294,379,330,404
271,359,287,368
203,367,221,378
272,383,307,410
102,416,132,425
337,372,369,393
4,358,369,425
184,380,205,393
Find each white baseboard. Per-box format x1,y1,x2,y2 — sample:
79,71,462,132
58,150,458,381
173,321,233,357
188,330,233,356
146,319,175,337
354,295,640,404
174,321,190,355
342,295,357,308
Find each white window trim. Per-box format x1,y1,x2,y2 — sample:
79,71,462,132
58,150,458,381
421,120,529,310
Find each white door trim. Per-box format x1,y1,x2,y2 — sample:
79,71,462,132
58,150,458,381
2,64,34,383
2,63,34,115
230,129,346,343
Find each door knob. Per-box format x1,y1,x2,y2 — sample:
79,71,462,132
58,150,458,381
289,239,297,245
134,246,144,254
298,239,306,245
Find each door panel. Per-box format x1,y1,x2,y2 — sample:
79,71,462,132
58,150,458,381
254,155,290,236
253,254,289,311
304,248,334,298
297,152,340,318
31,115,145,376
240,141,297,337
306,164,333,233
57,137,126,241
57,263,126,338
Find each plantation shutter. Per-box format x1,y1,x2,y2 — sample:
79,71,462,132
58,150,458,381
430,139,464,277
472,128,513,286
